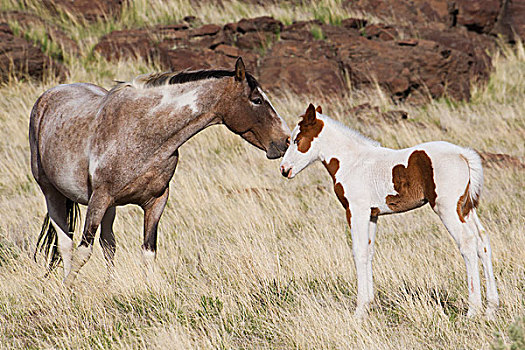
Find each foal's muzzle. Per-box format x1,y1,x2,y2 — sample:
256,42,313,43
280,165,291,178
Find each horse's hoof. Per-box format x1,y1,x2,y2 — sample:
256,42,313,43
63,272,77,289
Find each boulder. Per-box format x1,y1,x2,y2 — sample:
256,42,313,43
258,39,346,96
493,0,525,42
451,0,501,34
94,28,154,61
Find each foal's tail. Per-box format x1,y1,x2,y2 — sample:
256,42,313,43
34,200,81,272
460,147,484,209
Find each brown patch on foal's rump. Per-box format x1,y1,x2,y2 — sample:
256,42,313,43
386,150,437,213
297,104,324,153
457,182,477,223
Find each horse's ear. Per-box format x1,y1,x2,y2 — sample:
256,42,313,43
303,103,317,124
235,57,246,82
316,105,322,114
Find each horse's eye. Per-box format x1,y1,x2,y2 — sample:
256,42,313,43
293,138,298,145
251,97,262,105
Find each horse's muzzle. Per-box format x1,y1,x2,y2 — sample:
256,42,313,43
266,138,290,159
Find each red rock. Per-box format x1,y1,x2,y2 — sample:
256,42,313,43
363,24,398,41
42,0,125,22
480,152,525,169
236,16,282,33
258,40,346,96
494,0,525,42
452,0,501,34
0,11,79,55
214,44,242,57
0,22,67,82
191,24,221,37
94,29,154,61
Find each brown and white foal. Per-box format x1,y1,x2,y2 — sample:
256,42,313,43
280,104,498,319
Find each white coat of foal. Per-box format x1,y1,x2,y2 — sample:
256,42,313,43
280,104,499,319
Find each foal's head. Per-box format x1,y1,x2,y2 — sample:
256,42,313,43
280,104,324,178
218,58,290,159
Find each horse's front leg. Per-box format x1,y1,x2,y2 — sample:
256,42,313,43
141,186,169,277
64,191,112,287
349,207,372,319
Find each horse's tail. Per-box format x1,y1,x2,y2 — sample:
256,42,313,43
34,200,81,272
460,147,484,209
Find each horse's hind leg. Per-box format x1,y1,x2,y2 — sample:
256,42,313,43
468,209,499,318
64,191,112,287
366,215,378,305
39,185,75,279
435,205,482,317
100,206,116,279
141,186,169,276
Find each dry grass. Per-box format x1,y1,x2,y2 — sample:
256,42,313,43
1,1,524,349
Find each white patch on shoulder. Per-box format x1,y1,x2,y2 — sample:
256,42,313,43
152,87,200,115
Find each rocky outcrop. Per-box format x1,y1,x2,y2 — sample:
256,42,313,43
0,23,67,83
344,0,524,42
93,16,493,102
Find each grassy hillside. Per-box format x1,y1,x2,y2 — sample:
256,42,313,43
0,1,524,349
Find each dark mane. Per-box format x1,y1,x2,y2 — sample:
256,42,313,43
132,69,260,91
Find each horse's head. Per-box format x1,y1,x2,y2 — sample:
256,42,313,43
280,104,324,178
220,58,290,159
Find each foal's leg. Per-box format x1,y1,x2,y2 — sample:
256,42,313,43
100,206,117,279
437,207,482,317
366,215,378,305
64,191,112,287
141,187,170,275
468,210,499,319
350,209,372,318
43,186,73,279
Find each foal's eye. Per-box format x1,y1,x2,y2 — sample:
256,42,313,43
251,97,262,105
293,138,298,145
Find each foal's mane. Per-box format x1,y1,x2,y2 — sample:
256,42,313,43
322,115,381,147
111,69,259,94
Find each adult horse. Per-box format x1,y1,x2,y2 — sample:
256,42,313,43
30,58,290,286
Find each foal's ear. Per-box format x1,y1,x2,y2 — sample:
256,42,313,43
235,57,246,82
316,105,322,114
303,103,317,124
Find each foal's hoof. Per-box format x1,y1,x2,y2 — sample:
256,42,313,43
353,307,368,321
486,307,497,321
466,307,482,318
